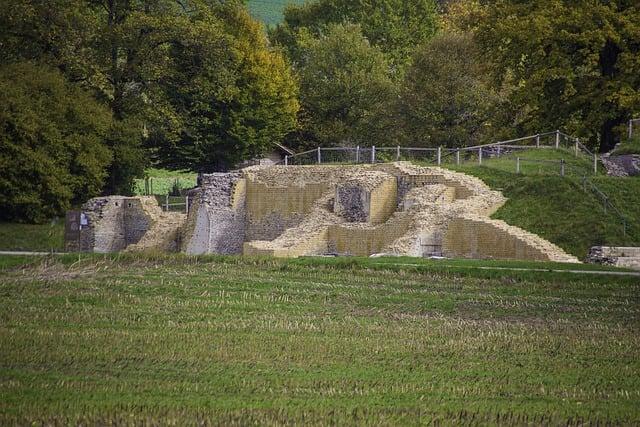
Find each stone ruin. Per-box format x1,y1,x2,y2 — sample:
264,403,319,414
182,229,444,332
66,162,579,263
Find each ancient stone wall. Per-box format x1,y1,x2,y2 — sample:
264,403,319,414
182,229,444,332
182,173,246,255
77,196,153,253
69,162,580,264
245,179,329,240
443,216,569,262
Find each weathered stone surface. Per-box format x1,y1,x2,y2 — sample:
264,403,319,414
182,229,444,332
587,246,640,270
68,162,581,263
182,173,246,255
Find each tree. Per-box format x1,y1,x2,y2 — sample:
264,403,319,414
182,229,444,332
475,0,640,152
0,63,112,223
293,24,396,148
151,3,299,171
397,32,499,148
0,0,299,176
270,0,439,68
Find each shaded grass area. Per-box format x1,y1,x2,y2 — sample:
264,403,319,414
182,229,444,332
612,136,640,155
0,222,64,252
1,254,639,424
443,149,640,259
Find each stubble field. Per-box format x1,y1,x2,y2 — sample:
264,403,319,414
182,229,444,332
0,255,639,425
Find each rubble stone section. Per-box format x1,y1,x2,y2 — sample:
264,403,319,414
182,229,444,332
182,173,246,255
587,246,640,270
78,196,156,253
125,197,184,253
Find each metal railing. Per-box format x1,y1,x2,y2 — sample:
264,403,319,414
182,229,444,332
277,130,599,174
157,195,190,214
581,176,631,238
629,118,640,140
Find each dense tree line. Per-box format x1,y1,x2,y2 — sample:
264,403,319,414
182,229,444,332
272,0,638,151
0,0,298,221
0,0,638,222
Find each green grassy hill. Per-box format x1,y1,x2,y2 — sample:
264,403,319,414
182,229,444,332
247,0,307,26
441,148,640,259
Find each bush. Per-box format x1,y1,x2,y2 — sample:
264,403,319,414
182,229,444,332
0,63,113,223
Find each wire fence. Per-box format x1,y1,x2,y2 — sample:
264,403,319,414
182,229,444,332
276,130,600,174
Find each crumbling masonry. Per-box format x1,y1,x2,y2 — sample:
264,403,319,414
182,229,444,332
69,163,579,263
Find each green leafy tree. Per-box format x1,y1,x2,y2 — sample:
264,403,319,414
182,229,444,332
475,0,640,152
270,0,439,68
0,0,299,177
293,24,396,148
0,63,112,223
151,4,299,171
397,32,499,148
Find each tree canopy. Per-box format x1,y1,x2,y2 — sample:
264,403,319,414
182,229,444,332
475,0,640,151
293,24,396,148
270,0,439,68
398,32,499,148
0,63,113,222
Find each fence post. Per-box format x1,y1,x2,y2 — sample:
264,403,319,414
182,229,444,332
630,120,634,140
456,149,460,165
516,157,520,174
560,159,565,177
478,148,483,165
555,130,560,149
185,195,189,215
536,134,540,148
356,146,360,163
574,140,579,157
437,147,442,166
593,154,598,175
284,155,288,166
165,194,169,212
317,147,321,164
371,146,376,164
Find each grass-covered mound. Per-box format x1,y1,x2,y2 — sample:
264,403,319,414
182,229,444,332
446,148,640,259
0,254,638,424
612,136,640,156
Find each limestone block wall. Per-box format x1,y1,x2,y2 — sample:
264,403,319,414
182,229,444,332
244,229,330,258
369,177,398,224
443,217,553,261
245,179,330,240
327,214,412,256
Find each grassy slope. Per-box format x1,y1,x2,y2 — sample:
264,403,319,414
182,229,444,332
444,149,640,259
134,167,197,196
247,0,307,26
612,136,640,155
0,254,638,424
0,222,64,252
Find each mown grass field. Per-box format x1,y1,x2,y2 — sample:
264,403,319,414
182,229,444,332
1,254,638,425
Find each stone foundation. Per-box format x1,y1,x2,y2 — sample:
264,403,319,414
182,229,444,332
67,162,580,263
